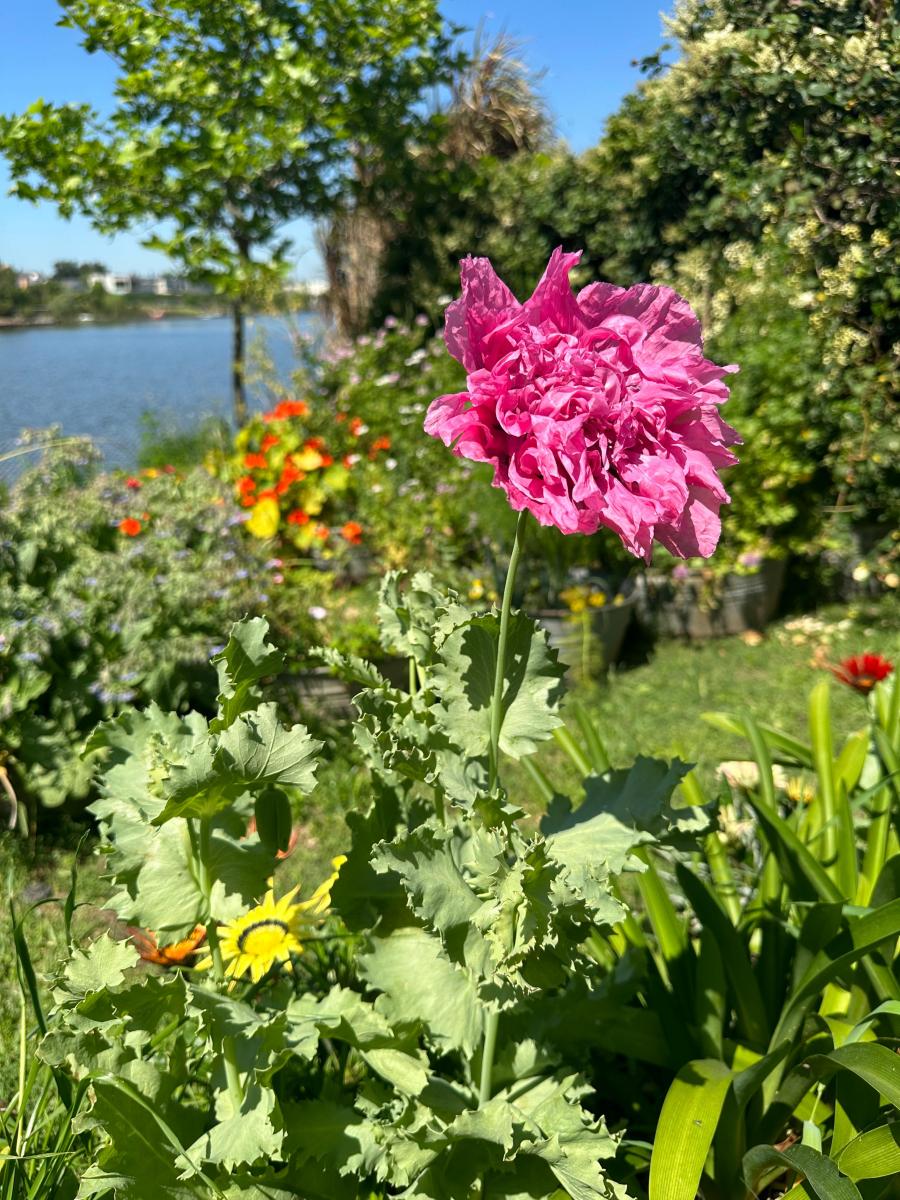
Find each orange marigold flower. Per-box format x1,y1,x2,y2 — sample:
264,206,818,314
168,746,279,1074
240,496,256,507
349,417,365,436
125,476,141,490
256,488,278,502
314,524,329,540
305,437,325,451
118,518,142,536
287,509,310,525
319,453,334,467
244,452,268,469
236,475,256,495
261,433,280,451
341,521,363,545
371,436,391,452
264,399,309,422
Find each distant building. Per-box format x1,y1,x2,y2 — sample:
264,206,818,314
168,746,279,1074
87,272,133,295
16,271,42,290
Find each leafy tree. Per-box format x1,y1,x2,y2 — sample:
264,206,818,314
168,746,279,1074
0,0,457,422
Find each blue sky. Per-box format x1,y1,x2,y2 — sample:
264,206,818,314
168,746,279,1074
1,1,670,278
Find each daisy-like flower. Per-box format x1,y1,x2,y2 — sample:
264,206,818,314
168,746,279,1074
831,653,894,695
199,857,346,983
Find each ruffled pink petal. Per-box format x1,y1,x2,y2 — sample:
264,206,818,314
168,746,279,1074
523,247,584,334
444,257,520,372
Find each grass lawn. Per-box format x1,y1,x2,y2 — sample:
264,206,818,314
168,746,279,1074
536,595,899,793
1,593,896,1100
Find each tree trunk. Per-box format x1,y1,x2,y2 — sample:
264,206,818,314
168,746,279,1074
231,301,248,427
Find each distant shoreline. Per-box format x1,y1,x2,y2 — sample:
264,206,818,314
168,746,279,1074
0,308,227,331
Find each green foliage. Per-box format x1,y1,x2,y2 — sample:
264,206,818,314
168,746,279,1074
0,430,267,824
550,666,900,1199
21,553,710,1199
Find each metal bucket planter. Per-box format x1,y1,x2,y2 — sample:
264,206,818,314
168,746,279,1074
650,559,786,639
289,668,354,718
539,597,635,680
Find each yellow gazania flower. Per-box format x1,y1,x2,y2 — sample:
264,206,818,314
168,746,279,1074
200,856,347,984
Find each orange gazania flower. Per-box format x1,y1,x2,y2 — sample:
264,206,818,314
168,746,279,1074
118,517,142,536
127,925,206,967
244,452,268,470
341,521,363,545
831,653,894,695
287,509,309,525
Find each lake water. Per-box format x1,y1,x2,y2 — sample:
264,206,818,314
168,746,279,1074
0,313,320,474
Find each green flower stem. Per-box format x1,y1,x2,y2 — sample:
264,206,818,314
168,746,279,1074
195,818,244,1113
488,509,528,789
478,1007,499,1108
478,509,528,1109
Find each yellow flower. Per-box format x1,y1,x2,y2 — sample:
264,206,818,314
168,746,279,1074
588,592,607,608
199,857,346,984
468,578,485,600
246,496,280,539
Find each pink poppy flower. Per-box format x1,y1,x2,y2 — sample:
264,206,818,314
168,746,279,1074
424,249,740,560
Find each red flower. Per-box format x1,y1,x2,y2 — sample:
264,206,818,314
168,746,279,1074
371,436,391,452
256,488,278,502
831,653,894,695
287,509,310,525
263,399,309,422
243,452,268,469
341,521,363,545
236,475,256,495
314,524,330,540
125,476,142,490
319,453,334,467
305,436,325,451
261,433,280,451
349,417,365,436
118,518,142,536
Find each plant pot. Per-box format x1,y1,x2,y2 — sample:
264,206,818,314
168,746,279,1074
288,668,354,717
649,558,786,639
539,597,635,680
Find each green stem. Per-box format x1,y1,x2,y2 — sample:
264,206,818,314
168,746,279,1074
488,510,528,789
195,819,244,1113
478,1009,499,1107
478,510,527,1108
